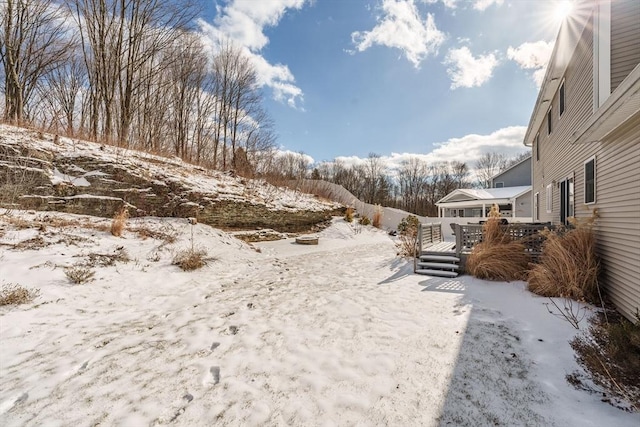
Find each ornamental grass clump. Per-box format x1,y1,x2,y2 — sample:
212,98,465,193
372,205,383,228
527,213,600,303
466,205,529,281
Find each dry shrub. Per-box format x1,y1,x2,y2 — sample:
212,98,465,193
569,310,640,411
65,266,95,284
372,205,382,228
527,214,599,303
344,206,354,223
466,205,529,281
0,283,40,305
129,226,177,243
397,215,419,258
110,207,129,237
172,247,209,271
359,215,371,226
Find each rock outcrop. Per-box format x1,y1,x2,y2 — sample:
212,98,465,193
0,126,342,232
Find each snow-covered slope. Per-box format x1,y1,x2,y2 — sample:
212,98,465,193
0,125,340,231
1,212,638,426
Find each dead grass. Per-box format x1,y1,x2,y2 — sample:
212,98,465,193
0,283,40,305
344,206,354,223
372,205,382,228
129,226,177,244
83,247,130,267
172,247,209,271
466,205,529,281
359,215,371,226
527,214,600,303
65,266,95,284
14,236,49,251
110,207,129,237
569,310,640,411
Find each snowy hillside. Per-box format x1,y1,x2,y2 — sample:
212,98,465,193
0,125,340,231
1,211,638,426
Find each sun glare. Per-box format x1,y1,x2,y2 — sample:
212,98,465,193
554,0,574,22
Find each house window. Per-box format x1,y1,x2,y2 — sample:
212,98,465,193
535,133,540,161
559,80,566,116
584,157,596,204
560,177,574,225
547,108,552,134
495,182,504,188
534,192,539,221
546,184,553,213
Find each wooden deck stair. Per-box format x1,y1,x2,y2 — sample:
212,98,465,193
414,224,460,278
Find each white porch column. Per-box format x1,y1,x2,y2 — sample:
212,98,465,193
482,203,486,218
511,200,516,218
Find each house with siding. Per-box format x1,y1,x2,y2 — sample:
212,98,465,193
523,0,640,320
492,155,531,188
437,156,532,219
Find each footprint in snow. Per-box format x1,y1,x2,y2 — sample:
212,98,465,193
206,366,221,386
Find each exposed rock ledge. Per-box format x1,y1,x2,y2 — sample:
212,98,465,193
0,126,343,232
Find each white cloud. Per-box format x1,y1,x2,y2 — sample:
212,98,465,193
321,126,529,177
507,40,554,88
472,0,504,11
351,0,446,68
421,0,503,10
199,0,307,108
443,46,499,89
426,126,528,165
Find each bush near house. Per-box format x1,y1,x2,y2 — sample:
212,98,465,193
527,214,600,304
466,205,529,281
397,215,419,258
569,310,640,411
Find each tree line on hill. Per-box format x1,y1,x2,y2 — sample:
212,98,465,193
1,0,276,172
271,151,528,217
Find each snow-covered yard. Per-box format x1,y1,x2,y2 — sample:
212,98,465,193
1,213,638,426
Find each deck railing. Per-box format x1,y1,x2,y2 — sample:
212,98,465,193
418,222,443,253
453,222,552,260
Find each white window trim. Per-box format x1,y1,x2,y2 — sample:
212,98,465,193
559,79,566,117
546,184,553,213
534,192,539,221
494,181,504,188
547,107,553,135
535,133,540,161
584,156,596,205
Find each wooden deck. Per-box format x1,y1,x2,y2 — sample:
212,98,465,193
421,241,456,255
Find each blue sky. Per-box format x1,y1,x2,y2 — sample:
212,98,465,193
199,0,569,169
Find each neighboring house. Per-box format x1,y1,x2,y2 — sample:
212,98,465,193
436,186,532,219
492,155,531,188
437,154,532,219
523,0,640,320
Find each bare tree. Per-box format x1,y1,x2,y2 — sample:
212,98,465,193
363,153,387,204
68,0,196,143
36,49,86,134
1,0,74,123
475,152,509,188
397,156,429,215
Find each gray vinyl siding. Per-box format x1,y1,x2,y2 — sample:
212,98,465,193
532,15,595,225
610,0,640,92
530,9,640,320
492,157,531,187
593,125,640,321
